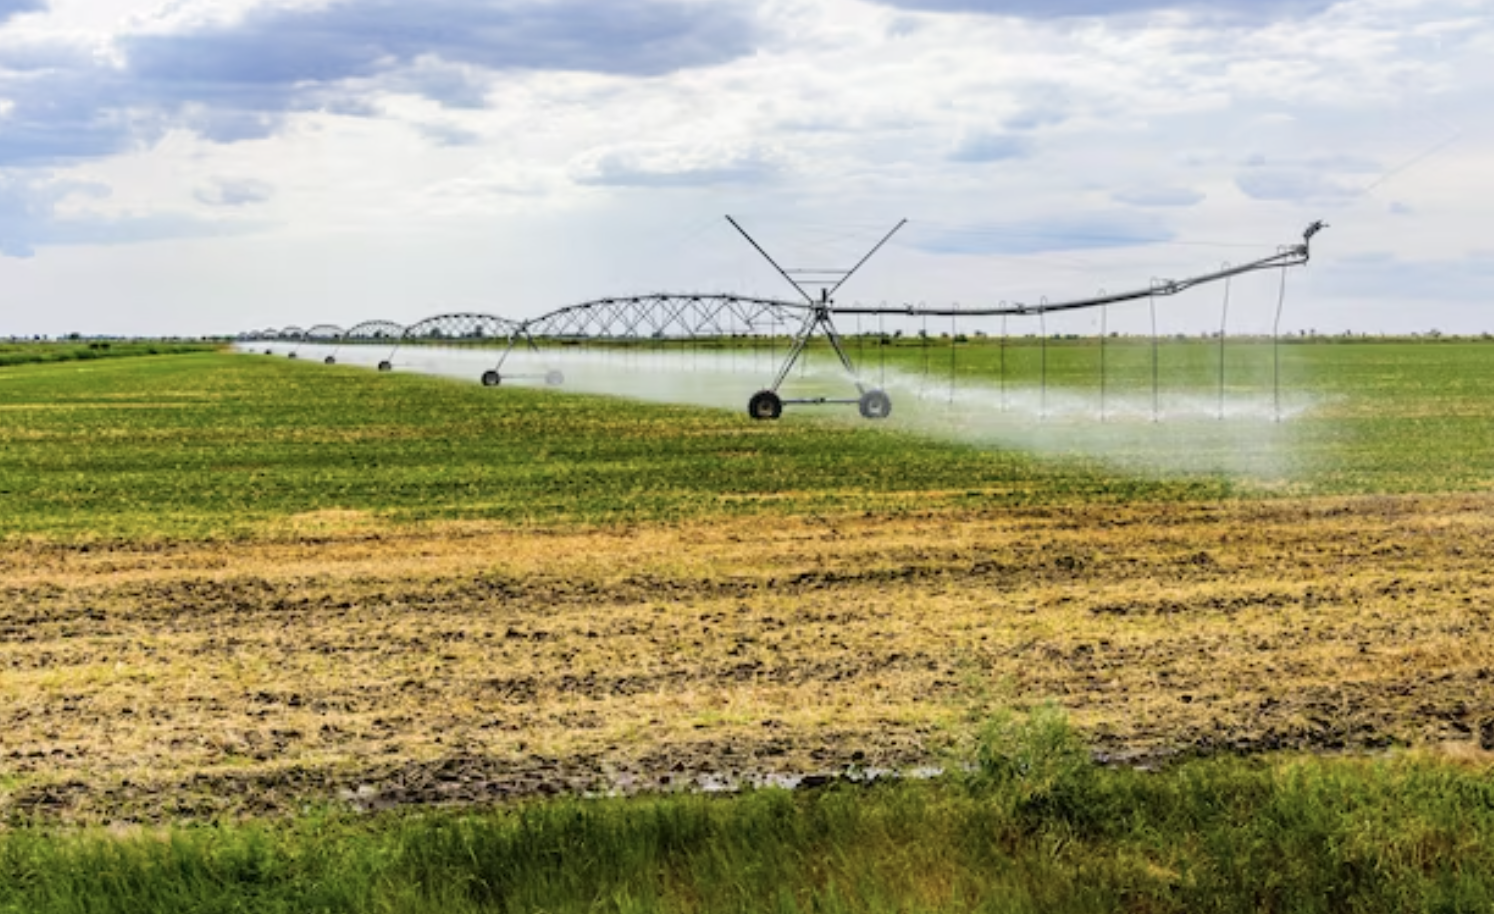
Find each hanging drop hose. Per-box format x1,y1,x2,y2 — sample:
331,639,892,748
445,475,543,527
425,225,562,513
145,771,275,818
949,305,957,405
878,310,886,388
1099,302,1108,423
1149,291,1159,424
1273,269,1289,423
921,311,931,394
856,312,865,387
1000,314,1007,412
1218,271,1232,421
1039,311,1048,419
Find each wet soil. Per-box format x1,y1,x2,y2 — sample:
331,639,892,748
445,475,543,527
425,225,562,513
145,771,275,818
3,494,1493,822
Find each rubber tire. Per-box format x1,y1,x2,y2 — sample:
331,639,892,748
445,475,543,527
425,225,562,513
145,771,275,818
545,370,565,387
287,352,297,359
377,361,392,372
481,370,502,387
748,390,783,420
324,356,336,365
264,349,273,355
858,389,892,420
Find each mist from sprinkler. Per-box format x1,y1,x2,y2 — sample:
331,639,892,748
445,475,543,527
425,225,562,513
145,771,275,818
243,342,1315,484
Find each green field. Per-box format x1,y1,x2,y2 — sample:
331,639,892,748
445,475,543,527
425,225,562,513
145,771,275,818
0,340,217,369
2,343,1492,912
4,340,1494,539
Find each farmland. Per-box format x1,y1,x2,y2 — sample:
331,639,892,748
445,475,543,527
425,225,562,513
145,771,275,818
0,340,217,369
2,344,1493,911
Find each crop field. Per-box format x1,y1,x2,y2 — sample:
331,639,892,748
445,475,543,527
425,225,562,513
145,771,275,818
0,340,216,369
1,344,1493,910
3,344,1492,818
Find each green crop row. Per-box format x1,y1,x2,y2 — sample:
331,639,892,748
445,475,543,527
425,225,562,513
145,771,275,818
3,340,1493,540
0,352,1229,540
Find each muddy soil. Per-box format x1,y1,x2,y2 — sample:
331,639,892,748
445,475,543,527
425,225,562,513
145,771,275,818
3,494,1493,822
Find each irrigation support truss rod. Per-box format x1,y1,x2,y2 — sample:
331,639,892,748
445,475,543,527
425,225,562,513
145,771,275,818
827,220,1327,319
724,216,909,306
725,216,909,394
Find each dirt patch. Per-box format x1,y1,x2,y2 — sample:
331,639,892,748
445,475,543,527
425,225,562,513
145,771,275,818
3,494,1493,822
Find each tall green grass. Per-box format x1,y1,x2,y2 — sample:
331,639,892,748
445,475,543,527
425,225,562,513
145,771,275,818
3,714,1490,912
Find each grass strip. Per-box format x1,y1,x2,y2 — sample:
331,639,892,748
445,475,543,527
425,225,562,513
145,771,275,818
2,712,1491,913
0,343,218,368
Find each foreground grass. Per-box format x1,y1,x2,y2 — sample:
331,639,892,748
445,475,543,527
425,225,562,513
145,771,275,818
3,715,1492,913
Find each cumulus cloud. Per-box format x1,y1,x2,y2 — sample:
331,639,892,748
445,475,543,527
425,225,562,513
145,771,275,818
0,174,95,256
571,142,783,187
1,1,762,166
0,45,140,166
0,0,44,24
194,177,275,207
1112,185,1205,207
391,59,494,109
912,211,1172,256
415,121,483,147
122,0,760,98
0,32,91,71
1234,168,1359,203
1318,253,1494,304
1232,150,1386,203
0,172,255,256
948,131,1030,163
865,0,1336,22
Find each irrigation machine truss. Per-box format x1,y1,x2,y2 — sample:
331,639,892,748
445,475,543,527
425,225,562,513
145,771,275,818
241,218,1326,421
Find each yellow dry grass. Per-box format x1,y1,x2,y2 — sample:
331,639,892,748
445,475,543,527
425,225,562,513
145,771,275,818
2,493,1492,820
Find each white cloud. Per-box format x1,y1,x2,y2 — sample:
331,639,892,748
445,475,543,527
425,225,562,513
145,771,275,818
194,175,274,206
570,141,786,187
0,0,1488,336
1112,185,1206,207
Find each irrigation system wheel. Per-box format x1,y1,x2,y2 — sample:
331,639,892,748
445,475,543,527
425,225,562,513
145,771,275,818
264,349,273,355
377,360,392,372
287,352,297,359
545,369,565,387
858,389,892,420
481,370,502,387
748,390,783,420
324,356,336,365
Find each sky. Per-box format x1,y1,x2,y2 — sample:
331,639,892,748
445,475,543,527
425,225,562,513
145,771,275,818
0,0,1489,338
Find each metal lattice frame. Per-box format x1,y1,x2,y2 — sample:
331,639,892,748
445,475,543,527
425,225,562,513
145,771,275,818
343,320,405,342
325,320,404,364
291,324,343,359
518,294,805,341
478,293,808,389
374,312,522,373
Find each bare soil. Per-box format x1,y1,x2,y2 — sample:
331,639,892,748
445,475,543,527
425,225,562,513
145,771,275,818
4,494,1493,822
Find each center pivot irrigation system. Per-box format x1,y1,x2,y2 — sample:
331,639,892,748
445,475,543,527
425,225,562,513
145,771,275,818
242,217,1327,421
721,216,1325,420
